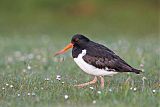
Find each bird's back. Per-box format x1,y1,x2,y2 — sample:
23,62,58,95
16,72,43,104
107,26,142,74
83,41,141,74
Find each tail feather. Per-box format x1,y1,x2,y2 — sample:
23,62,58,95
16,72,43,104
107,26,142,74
132,68,142,74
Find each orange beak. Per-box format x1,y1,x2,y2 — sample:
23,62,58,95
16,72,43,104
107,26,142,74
54,43,73,56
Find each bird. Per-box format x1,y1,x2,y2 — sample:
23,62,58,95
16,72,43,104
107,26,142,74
54,34,141,89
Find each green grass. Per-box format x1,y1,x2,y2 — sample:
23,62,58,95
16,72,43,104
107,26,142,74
0,35,159,107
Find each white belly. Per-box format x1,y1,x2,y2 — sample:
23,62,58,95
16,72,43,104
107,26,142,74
74,50,118,76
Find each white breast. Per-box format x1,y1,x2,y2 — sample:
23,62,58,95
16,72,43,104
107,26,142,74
74,50,118,76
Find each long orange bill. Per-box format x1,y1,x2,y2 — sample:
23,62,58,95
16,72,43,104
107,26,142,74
54,43,73,56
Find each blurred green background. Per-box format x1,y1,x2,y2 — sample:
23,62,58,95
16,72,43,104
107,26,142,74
0,0,159,38
0,1,159,107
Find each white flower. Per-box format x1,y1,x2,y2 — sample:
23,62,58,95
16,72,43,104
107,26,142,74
130,87,133,90
142,76,147,81
56,78,61,81
109,89,112,92
32,92,36,96
92,100,96,104
2,87,5,90
62,82,65,84
152,90,156,93
89,87,94,90
97,91,101,94
27,65,31,70
64,95,69,99
45,78,50,81
28,93,31,96
17,94,20,96
10,85,13,88
140,64,144,67
6,83,9,86
41,87,44,90
56,75,61,78
56,75,61,81
133,87,137,91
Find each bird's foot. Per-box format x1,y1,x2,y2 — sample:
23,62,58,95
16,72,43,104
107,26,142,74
74,76,97,88
74,84,86,88
100,76,104,89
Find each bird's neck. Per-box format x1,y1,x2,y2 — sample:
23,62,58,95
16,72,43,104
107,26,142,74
72,46,84,58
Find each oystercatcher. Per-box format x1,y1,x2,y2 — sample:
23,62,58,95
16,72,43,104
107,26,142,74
55,34,141,88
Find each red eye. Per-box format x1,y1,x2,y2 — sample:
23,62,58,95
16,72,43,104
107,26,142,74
75,38,79,42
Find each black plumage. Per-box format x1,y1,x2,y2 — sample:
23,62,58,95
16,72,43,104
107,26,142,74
71,34,141,74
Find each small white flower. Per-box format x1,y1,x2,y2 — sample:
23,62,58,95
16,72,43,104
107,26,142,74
133,87,137,91
56,78,61,81
27,65,31,70
2,87,5,90
89,87,94,90
32,92,36,96
17,94,20,96
140,64,144,67
28,93,31,96
152,90,156,93
64,95,69,99
6,83,9,86
109,89,112,92
56,75,61,78
142,76,147,80
92,100,96,104
62,82,65,84
10,85,13,88
130,87,133,90
97,91,101,94
141,69,144,72
45,78,50,81
56,75,61,81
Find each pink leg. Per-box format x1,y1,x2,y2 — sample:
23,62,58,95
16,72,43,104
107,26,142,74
100,76,105,89
107,80,110,88
74,76,97,88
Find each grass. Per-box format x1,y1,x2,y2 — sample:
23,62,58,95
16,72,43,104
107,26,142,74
0,35,159,107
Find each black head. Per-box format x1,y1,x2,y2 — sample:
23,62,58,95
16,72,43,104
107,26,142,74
54,34,90,56
71,34,90,47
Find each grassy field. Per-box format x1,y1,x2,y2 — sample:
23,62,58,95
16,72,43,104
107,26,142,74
0,35,159,107
0,0,159,106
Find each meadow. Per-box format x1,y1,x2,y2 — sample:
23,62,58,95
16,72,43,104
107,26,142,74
0,0,159,107
0,35,159,107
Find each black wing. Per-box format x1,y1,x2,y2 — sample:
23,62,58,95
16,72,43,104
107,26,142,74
83,41,141,74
